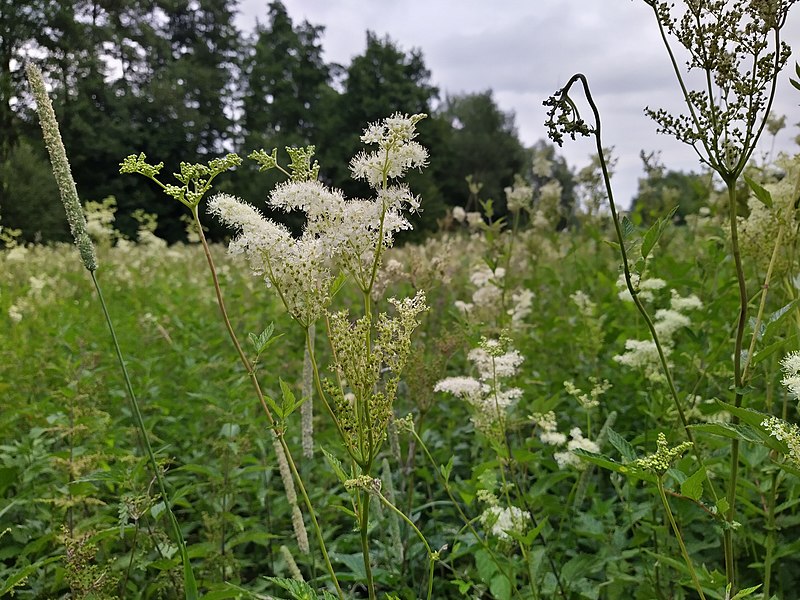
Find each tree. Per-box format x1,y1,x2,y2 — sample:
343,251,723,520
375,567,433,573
630,151,711,225
238,1,332,213
320,32,439,196
437,90,527,217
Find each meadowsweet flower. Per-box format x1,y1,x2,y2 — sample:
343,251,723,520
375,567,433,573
508,289,534,324
632,432,692,475
530,411,568,446
350,113,428,188
452,206,467,223
613,339,665,382
208,193,334,326
466,211,484,228
532,151,553,178
670,290,703,312
554,427,599,470
505,176,534,212
436,338,522,437
781,351,800,399
762,416,800,467
564,377,611,410
654,308,691,338
479,505,531,541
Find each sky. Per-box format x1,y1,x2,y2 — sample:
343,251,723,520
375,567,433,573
234,0,800,206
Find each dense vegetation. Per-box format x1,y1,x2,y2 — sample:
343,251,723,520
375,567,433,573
4,1,800,599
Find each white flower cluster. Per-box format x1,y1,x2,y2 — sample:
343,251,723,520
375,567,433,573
505,177,534,212
613,288,703,383
208,113,429,323
739,154,800,273
781,351,800,399
530,412,599,470
434,338,523,436
617,274,667,303
454,264,534,326
762,416,800,468
479,505,531,542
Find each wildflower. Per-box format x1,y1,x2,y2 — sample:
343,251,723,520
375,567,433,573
554,427,599,470
505,176,534,212
452,206,467,223
508,289,534,324
762,416,800,467
480,505,531,541
564,377,611,410
435,338,523,437
530,412,567,446
781,351,800,399
613,339,665,382
350,113,428,189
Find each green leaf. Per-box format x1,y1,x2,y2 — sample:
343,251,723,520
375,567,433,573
640,205,679,259
731,584,762,599
279,378,298,416
743,174,773,208
688,422,765,444
622,215,635,239
490,574,512,600
439,456,454,482
573,449,657,484
321,447,348,485
607,428,638,462
475,548,497,583
680,467,705,501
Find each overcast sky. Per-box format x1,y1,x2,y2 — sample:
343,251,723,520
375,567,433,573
235,1,800,206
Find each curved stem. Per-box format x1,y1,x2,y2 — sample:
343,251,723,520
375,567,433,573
374,489,437,600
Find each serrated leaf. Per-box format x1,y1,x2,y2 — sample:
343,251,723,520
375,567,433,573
573,449,657,483
622,215,635,239
279,378,298,416
688,422,765,444
321,446,348,485
607,428,638,462
680,467,705,501
743,174,773,208
439,456,454,482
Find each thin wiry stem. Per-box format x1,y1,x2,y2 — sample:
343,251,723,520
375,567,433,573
193,209,344,600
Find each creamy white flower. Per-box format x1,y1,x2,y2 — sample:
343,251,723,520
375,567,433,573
452,206,467,223
480,505,530,541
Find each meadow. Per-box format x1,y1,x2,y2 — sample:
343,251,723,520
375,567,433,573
4,2,800,599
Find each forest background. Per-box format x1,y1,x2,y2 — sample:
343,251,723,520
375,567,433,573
0,0,742,244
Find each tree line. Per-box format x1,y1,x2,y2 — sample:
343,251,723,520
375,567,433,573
1,0,714,244
1,0,558,243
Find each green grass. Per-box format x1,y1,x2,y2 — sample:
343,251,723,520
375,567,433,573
2,213,800,598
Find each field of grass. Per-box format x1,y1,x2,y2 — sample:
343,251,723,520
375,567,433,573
3,187,800,599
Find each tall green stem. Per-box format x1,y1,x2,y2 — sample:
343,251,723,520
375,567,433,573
91,272,198,599
724,178,748,588
656,478,706,600
193,211,343,600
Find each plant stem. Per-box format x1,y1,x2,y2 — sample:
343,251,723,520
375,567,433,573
724,177,748,589
374,489,437,600
656,477,706,600
193,211,344,600
411,429,527,600
359,491,377,600
91,271,198,600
